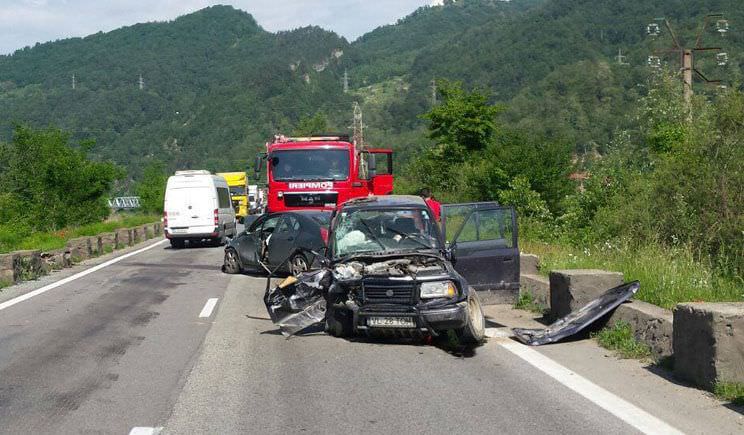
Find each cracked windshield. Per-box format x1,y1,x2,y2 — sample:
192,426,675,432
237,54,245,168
271,149,349,181
333,208,440,257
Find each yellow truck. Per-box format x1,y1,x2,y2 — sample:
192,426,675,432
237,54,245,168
217,172,249,223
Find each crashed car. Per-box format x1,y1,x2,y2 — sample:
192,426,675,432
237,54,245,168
265,195,521,343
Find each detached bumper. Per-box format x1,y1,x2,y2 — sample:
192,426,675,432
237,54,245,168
355,301,468,334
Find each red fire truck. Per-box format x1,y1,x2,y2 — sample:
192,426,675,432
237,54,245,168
254,135,393,213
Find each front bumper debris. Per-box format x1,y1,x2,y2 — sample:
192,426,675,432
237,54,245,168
512,281,640,345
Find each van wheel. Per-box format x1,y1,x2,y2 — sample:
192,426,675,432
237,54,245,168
170,239,185,249
289,254,309,276
223,249,242,274
455,289,485,345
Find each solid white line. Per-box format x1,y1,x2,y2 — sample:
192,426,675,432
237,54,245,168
486,328,683,435
0,239,167,312
198,298,219,318
128,427,162,435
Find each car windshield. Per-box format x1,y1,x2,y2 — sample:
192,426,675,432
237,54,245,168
229,186,245,196
332,208,441,258
271,149,349,181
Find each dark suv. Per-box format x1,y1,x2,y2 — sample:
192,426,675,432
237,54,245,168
265,195,519,342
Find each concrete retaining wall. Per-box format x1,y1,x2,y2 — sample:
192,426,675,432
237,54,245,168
521,252,744,395
1,222,160,289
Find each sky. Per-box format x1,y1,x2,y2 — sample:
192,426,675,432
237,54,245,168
0,0,440,55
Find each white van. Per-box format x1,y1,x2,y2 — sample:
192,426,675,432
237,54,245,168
163,170,237,249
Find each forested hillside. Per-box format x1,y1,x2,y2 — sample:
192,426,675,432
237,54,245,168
1,0,742,183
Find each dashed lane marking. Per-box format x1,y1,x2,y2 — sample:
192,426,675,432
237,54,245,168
129,427,162,435
198,298,219,318
0,239,167,312
485,328,683,435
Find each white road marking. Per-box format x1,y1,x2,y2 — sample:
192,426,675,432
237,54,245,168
486,328,683,435
0,239,167,312
129,427,162,435
199,298,219,318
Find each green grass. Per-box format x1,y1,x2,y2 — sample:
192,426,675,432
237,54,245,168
521,238,744,310
0,278,11,290
593,321,652,359
514,292,546,314
0,214,159,254
714,381,744,406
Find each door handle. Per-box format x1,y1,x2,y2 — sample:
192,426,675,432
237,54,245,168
287,237,294,242
503,257,513,262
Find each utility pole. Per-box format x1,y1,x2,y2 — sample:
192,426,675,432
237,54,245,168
431,79,437,106
138,74,144,90
647,14,729,107
352,102,364,149
71,74,76,90
343,69,349,93
615,49,628,65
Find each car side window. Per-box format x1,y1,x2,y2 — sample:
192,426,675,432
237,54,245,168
261,216,281,234
217,187,231,209
275,216,292,234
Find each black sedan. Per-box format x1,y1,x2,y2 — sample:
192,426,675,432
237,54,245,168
222,211,330,275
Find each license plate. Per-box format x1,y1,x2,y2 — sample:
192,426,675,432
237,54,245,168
171,228,187,234
367,316,415,328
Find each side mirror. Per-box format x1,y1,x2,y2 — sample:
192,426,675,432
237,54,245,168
254,154,263,180
368,153,377,178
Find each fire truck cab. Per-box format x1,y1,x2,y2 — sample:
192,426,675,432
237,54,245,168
254,135,393,213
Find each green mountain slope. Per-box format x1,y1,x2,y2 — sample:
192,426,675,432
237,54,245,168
1,0,742,182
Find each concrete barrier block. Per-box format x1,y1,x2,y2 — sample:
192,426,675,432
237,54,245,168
549,269,624,318
66,237,91,262
142,224,153,240
153,222,162,234
14,250,43,280
609,300,673,359
674,302,744,389
116,228,132,247
130,227,142,244
0,253,19,284
89,236,103,256
41,248,71,271
520,273,550,308
100,232,116,253
520,254,540,275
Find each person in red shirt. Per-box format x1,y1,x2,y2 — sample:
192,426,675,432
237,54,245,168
420,188,441,222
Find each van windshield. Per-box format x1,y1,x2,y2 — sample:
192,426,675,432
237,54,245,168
270,149,349,181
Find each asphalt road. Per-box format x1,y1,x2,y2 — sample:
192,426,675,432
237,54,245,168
0,237,741,434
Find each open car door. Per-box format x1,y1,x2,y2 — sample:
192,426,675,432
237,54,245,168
441,202,519,304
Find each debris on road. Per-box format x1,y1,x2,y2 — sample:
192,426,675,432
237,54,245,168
512,281,640,346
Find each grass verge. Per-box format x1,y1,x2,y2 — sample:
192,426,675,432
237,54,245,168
521,239,744,310
0,214,159,254
514,291,546,314
592,321,652,359
714,381,744,406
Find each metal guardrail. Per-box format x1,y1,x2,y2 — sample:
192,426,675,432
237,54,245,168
108,197,141,209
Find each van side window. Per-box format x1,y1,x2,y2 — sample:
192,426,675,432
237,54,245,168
217,188,231,209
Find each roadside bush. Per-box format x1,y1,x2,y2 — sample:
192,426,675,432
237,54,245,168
0,126,123,232
135,161,168,214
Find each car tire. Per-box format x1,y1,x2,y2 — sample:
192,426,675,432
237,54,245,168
456,289,486,345
170,239,185,249
325,305,354,337
289,253,309,276
223,248,242,274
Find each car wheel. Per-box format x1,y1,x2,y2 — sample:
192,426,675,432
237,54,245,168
289,254,309,276
325,305,354,337
456,289,486,345
170,239,185,249
223,249,242,274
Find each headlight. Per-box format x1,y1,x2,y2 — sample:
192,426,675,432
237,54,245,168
420,281,457,299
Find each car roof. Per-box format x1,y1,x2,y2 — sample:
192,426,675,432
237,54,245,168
340,195,427,210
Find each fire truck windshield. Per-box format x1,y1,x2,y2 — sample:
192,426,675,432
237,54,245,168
270,149,350,181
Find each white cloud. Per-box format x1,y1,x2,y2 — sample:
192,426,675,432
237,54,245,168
0,0,431,55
